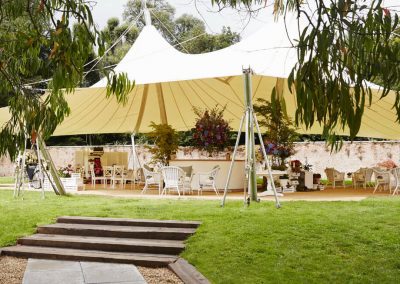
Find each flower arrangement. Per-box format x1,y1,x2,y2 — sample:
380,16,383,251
58,164,74,178
25,151,38,165
263,141,294,158
192,106,232,155
377,159,397,169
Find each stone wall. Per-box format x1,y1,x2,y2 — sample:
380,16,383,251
1,141,399,177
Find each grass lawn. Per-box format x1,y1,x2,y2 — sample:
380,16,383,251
0,190,399,283
0,176,14,184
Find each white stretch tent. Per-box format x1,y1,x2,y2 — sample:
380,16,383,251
0,12,399,139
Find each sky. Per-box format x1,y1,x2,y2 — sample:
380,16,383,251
89,0,276,38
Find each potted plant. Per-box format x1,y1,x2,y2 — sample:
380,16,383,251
147,122,179,166
254,98,298,170
25,151,38,180
192,105,232,157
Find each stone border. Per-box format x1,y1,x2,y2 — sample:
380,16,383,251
168,258,210,284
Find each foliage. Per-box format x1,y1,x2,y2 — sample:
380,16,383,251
254,98,298,168
0,191,399,283
214,0,400,148
192,106,232,154
147,122,179,165
0,0,134,160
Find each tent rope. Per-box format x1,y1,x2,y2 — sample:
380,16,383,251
149,9,191,54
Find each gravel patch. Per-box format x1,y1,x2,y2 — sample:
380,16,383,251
138,266,183,284
0,256,27,284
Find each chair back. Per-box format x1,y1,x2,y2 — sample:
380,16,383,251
143,165,153,176
324,168,335,181
210,166,220,180
103,166,114,178
89,163,95,177
353,168,366,181
373,168,391,182
161,166,185,187
180,166,193,177
364,168,373,182
113,165,124,178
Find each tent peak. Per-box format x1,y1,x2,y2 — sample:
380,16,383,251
142,0,152,26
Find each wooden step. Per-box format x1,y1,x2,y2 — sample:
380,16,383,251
57,216,201,229
1,246,177,267
18,234,185,255
169,258,211,284
38,223,196,240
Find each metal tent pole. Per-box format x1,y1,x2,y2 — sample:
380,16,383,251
35,136,46,199
253,112,281,208
130,133,142,189
243,68,258,201
221,67,281,208
37,136,65,195
221,112,245,207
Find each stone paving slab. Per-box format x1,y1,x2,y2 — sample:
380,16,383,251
81,262,146,284
23,259,147,284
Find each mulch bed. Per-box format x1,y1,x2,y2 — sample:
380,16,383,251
0,256,27,284
138,266,183,284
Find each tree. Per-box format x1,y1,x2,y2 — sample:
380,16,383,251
0,1,133,161
147,122,179,165
214,0,400,147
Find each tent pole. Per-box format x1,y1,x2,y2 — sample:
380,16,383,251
253,112,281,208
14,138,27,198
221,112,245,207
37,136,65,195
130,132,141,188
243,68,258,202
35,136,46,199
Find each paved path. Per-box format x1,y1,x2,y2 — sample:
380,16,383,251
23,259,147,284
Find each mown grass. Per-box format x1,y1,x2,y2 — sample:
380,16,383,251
0,190,399,283
0,176,14,184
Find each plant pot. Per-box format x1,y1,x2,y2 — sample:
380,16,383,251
26,165,37,181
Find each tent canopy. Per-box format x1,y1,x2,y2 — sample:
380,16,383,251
0,14,399,139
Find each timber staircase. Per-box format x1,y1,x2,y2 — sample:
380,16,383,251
1,216,201,267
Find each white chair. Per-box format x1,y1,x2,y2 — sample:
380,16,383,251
142,165,162,194
324,168,346,188
160,166,186,196
179,166,194,194
197,166,220,195
112,165,125,188
373,168,392,194
123,169,136,189
103,166,114,187
89,164,106,188
352,168,373,188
